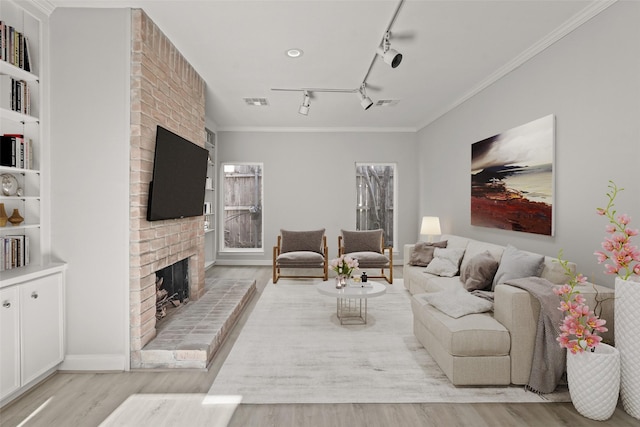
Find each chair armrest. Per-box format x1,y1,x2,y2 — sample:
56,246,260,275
383,246,393,264
273,235,282,258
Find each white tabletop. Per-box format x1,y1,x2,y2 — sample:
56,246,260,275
316,280,387,299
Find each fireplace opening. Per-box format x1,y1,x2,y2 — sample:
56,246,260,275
155,258,189,320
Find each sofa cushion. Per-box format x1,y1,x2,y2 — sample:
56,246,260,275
439,234,470,250
421,289,493,318
280,229,325,254
276,251,325,267
411,294,510,357
408,240,448,266
460,250,500,291
341,229,383,253
425,247,465,277
491,245,545,290
540,256,576,284
459,240,505,276
348,251,390,268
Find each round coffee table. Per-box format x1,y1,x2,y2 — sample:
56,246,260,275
316,280,386,325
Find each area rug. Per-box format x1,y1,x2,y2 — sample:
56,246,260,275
207,279,570,404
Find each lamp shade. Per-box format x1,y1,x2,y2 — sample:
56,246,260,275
420,216,441,241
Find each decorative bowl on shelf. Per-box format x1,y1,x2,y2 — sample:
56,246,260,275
1,173,19,196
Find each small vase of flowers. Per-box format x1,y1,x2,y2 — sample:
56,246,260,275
554,250,618,421
330,254,358,288
553,252,608,353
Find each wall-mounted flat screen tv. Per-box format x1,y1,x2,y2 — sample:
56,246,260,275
147,125,208,221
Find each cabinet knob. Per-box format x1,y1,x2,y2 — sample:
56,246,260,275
2,301,10,308
31,292,39,299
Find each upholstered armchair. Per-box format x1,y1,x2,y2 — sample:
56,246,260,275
273,229,329,283
338,229,393,284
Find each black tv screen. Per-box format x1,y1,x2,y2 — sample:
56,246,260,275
147,126,209,221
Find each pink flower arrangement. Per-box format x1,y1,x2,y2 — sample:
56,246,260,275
329,254,359,277
594,181,640,280
553,251,608,354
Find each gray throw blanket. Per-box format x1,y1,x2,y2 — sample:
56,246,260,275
504,277,566,394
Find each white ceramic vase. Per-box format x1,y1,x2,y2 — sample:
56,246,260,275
615,276,640,419
566,343,620,421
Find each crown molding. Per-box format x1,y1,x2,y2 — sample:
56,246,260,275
21,0,57,16
216,126,417,133
416,0,618,132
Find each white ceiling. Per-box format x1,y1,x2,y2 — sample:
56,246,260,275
48,0,613,131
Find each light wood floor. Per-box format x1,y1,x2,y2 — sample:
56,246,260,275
0,266,636,426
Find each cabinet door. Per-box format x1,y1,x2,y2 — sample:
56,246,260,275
20,273,64,385
0,286,21,400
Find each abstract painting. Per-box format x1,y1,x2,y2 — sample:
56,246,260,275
471,115,555,236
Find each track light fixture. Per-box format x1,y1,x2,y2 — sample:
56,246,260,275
377,31,402,68
359,84,373,110
298,90,311,115
272,0,406,114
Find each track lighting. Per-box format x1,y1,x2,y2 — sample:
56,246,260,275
298,91,310,115
359,84,373,110
272,0,406,114
377,31,402,68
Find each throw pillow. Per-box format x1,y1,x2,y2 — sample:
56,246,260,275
424,247,465,277
422,289,493,319
491,244,545,290
460,250,500,291
341,229,383,254
408,240,448,266
280,229,325,254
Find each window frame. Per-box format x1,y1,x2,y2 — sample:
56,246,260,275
219,162,264,253
355,162,398,250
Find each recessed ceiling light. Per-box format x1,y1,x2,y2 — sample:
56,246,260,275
286,48,303,58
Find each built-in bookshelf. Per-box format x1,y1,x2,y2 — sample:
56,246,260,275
204,128,216,269
0,1,43,279
1,1,66,408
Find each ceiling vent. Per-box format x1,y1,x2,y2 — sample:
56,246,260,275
375,99,400,107
243,97,269,106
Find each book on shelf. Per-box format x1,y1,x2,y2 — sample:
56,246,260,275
0,235,29,271
0,21,32,72
0,134,32,169
0,75,31,115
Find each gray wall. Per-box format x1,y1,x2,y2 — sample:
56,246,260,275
216,131,419,263
416,1,640,288
50,8,131,370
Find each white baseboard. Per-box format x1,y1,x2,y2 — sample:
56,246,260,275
214,259,272,266
59,354,127,371
213,259,404,266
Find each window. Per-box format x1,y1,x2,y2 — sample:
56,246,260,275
355,163,396,248
221,163,263,251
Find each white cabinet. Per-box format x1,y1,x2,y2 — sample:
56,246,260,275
0,268,65,405
204,128,216,268
0,286,20,399
20,273,64,384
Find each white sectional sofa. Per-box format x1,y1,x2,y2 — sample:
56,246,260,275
404,234,615,386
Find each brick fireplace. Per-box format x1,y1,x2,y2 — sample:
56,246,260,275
128,10,206,368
